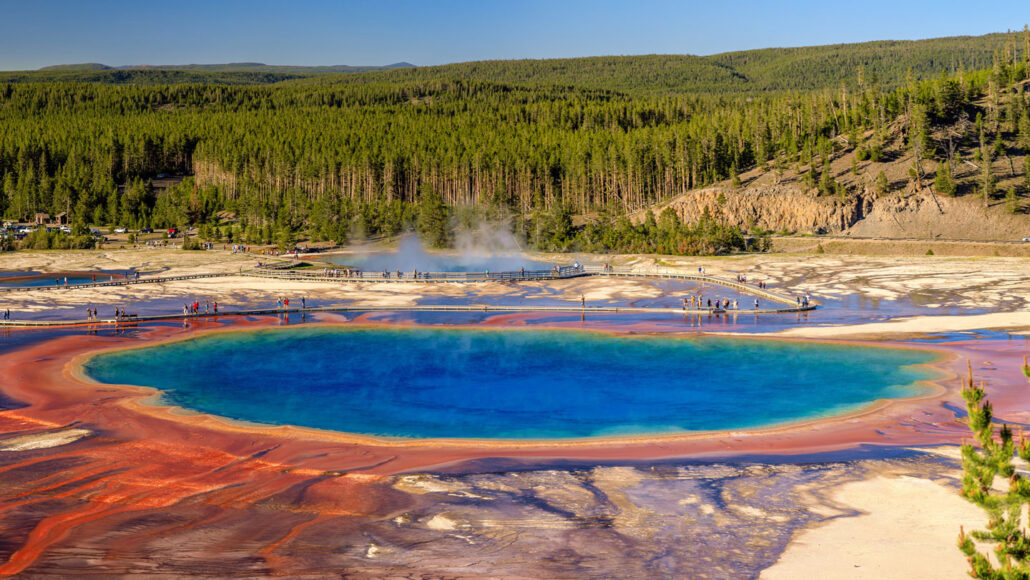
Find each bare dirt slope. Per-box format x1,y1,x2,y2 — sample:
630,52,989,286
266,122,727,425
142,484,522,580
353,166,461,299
640,82,1029,242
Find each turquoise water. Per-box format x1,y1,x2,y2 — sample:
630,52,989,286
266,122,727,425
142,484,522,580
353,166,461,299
83,327,936,439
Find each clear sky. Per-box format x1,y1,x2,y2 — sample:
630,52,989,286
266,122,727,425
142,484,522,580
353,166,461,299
0,0,1025,70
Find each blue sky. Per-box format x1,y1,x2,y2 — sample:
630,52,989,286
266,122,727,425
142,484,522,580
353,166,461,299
0,0,1025,70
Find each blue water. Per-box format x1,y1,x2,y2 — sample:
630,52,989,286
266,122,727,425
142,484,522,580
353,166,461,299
0,270,133,287
0,275,96,287
83,327,937,439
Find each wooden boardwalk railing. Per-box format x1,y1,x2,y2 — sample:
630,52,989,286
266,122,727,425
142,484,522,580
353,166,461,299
0,272,235,293
0,263,813,322
581,266,805,307
248,265,588,284
0,302,814,328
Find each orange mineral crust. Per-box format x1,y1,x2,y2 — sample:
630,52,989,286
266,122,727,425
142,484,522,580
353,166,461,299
0,317,1026,576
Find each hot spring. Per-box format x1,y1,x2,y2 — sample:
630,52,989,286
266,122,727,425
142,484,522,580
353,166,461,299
83,327,937,439
325,234,555,273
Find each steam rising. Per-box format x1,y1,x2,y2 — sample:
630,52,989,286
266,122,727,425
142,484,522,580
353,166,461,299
331,222,553,272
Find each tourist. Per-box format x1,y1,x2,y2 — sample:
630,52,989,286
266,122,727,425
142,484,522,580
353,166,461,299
754,298,760,309
213,302,218,313
580,295,585,308
284,297,290,308
301,297,306,309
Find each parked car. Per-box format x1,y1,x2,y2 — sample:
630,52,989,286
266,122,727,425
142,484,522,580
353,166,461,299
167,228,178,237
140,227,154,234
114,227,127,234
1023,237,1030,242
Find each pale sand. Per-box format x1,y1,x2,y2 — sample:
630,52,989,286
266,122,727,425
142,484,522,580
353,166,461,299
0,428,92,451
761,475,984,579
575,253,1030,311
777,311,1030,338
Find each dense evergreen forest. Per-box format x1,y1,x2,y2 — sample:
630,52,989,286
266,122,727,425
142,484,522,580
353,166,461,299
301,32,1018,94
1,32,1016,93
1,28,1028,254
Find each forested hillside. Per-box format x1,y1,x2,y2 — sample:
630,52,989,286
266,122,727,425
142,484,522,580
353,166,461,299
1,28,1028,254
308,32,1018,94
4,31,1020,93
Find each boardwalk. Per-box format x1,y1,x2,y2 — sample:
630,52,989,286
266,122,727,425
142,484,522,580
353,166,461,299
0,303,814,328
0,264,814,327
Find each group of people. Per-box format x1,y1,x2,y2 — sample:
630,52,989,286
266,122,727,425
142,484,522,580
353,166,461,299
733,273,770,289
80,307,132,321
182,300,217,315
276,296,306,309
381,269,424,279
322,267,361,278
795,295,811,308
734,273,769,289
682,295,740,311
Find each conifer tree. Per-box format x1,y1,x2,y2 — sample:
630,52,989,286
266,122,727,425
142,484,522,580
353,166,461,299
934,160,957,196
957,361,1030,578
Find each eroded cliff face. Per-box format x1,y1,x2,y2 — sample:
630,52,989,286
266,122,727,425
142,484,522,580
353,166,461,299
656,186,868,235
654,185,1029,241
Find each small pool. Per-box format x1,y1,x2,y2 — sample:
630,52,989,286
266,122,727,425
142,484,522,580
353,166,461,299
324,236,554,273
83,327,937,440
0,268,139,288
0,273,101,287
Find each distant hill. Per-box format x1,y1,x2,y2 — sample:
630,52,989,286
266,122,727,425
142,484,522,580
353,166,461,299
1,62,415,85
38,63,112,71
298,32,1014,94
106,62,415,73
3,32,1014,92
